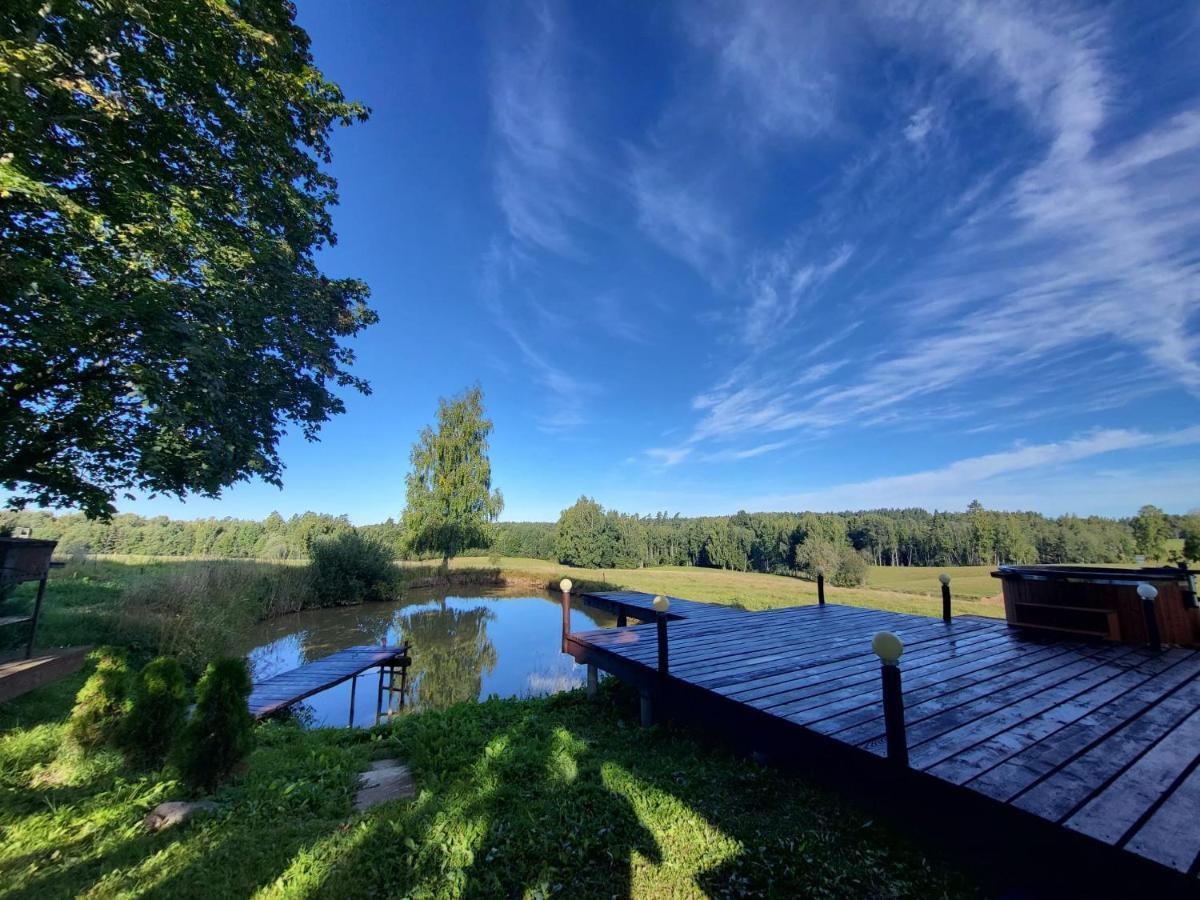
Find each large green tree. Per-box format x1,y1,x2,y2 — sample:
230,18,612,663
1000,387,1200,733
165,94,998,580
1,1,375,518
401,386,503,569
1131,504,1169,560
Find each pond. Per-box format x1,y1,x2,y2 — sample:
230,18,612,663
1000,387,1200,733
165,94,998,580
236,587,615,727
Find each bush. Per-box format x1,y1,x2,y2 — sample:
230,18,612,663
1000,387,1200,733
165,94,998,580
175,657,255,792
831,549,870,587
68,647,132,750
120,656,189,767
310,531,396,605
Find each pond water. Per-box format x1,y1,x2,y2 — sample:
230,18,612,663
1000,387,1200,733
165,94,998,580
236,587,615,727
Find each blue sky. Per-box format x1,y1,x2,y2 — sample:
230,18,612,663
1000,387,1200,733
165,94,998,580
129,0,1200,523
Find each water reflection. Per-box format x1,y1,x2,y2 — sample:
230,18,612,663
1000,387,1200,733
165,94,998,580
398,605,497,709
236,588,614,727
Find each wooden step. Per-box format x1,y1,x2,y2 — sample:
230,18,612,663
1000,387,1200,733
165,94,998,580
0,647,92,704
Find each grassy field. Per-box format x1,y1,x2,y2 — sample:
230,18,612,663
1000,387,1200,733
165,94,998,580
424,556,1007,620
0,671,974,898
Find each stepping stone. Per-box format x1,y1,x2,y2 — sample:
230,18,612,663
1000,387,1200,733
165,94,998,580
144,800,218,832
353,759,415,811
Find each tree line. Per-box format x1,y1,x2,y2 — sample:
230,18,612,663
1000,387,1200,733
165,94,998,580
6,501,1196,587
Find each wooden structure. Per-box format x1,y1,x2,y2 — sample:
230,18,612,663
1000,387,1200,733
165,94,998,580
247,644,411,724
994,565,1199,647
0,537,58,659
565,591,1200,890
0,646,92,703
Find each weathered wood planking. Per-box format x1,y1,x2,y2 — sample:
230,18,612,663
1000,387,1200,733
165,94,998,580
569,591,1200,886
247,645,409,720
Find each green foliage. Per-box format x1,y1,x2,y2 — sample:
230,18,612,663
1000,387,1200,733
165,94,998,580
176,658,255,793
1182,514,1200,562
1132,504,1169,559
67,647,132,750
401,386,504,566
309,531,397,605
555,497,616,567
1,1,375,518
120,657,189,767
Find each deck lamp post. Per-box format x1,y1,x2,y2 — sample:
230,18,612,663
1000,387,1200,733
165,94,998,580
872,631,909,766
816,566,826,606
653,594,671,677
560,579,573,653
939,572,952,623
1137,582,1162,652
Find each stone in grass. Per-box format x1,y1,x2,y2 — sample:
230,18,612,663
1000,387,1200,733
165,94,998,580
144,800,218,832
353,759,415,811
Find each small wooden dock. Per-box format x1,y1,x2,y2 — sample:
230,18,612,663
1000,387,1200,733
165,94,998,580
565,591,1200,891
248,644,410,722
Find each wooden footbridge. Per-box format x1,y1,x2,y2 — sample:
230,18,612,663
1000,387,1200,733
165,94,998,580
248,644,411,724
564,590,1200,893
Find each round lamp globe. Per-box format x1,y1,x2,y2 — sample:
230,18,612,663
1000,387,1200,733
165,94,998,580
872,631,904,664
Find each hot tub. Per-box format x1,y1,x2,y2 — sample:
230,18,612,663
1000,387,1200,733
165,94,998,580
992,564,1199,647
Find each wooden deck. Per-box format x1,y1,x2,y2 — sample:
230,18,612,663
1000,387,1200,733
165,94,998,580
247,645,410,720
566,592,1200,890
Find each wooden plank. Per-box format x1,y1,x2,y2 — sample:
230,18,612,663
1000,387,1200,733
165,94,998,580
965,652,1200,802
824,642,1122,746
0,646,91,703
1123,758,1200,874
1064,706,1200,850
766,639,1075,727
899,648,1144,769
1012,674,1200,823
0,615,33,628
927,651,1188,786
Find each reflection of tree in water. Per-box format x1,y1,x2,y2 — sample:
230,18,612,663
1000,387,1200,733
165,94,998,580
399,605,497,709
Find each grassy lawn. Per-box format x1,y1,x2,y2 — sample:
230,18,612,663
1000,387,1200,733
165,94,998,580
428,556,1007,621
0,673,973,898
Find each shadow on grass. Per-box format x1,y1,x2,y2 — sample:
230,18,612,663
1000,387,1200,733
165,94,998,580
1,674,970,899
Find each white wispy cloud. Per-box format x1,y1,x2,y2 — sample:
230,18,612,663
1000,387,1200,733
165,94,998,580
682,0,852,141
488,2,590,256
750,426,1200,512
904,105,935,143
629,151,737,278
651,0,1200,461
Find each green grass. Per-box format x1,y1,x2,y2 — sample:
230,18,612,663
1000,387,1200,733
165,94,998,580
0,674,973,898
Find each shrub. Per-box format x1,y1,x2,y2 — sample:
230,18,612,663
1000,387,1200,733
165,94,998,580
175,657,255,792
310,531,396,605
120,656,190,767
68,647,132,750
831,549,870,587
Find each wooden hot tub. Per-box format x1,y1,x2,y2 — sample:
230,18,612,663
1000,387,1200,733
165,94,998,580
992,564,1199,647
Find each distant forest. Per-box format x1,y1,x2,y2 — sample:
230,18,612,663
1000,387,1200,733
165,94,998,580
5,501,1195,587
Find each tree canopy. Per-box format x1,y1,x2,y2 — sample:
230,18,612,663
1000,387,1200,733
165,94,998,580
1,1,376,518
401,386,504,567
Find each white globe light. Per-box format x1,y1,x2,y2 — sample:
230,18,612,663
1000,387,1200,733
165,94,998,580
1137,582,1158,601
872,631,904,664
938,573,951,586
815,566,825,577
559,578,573,593
652,594,670,612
